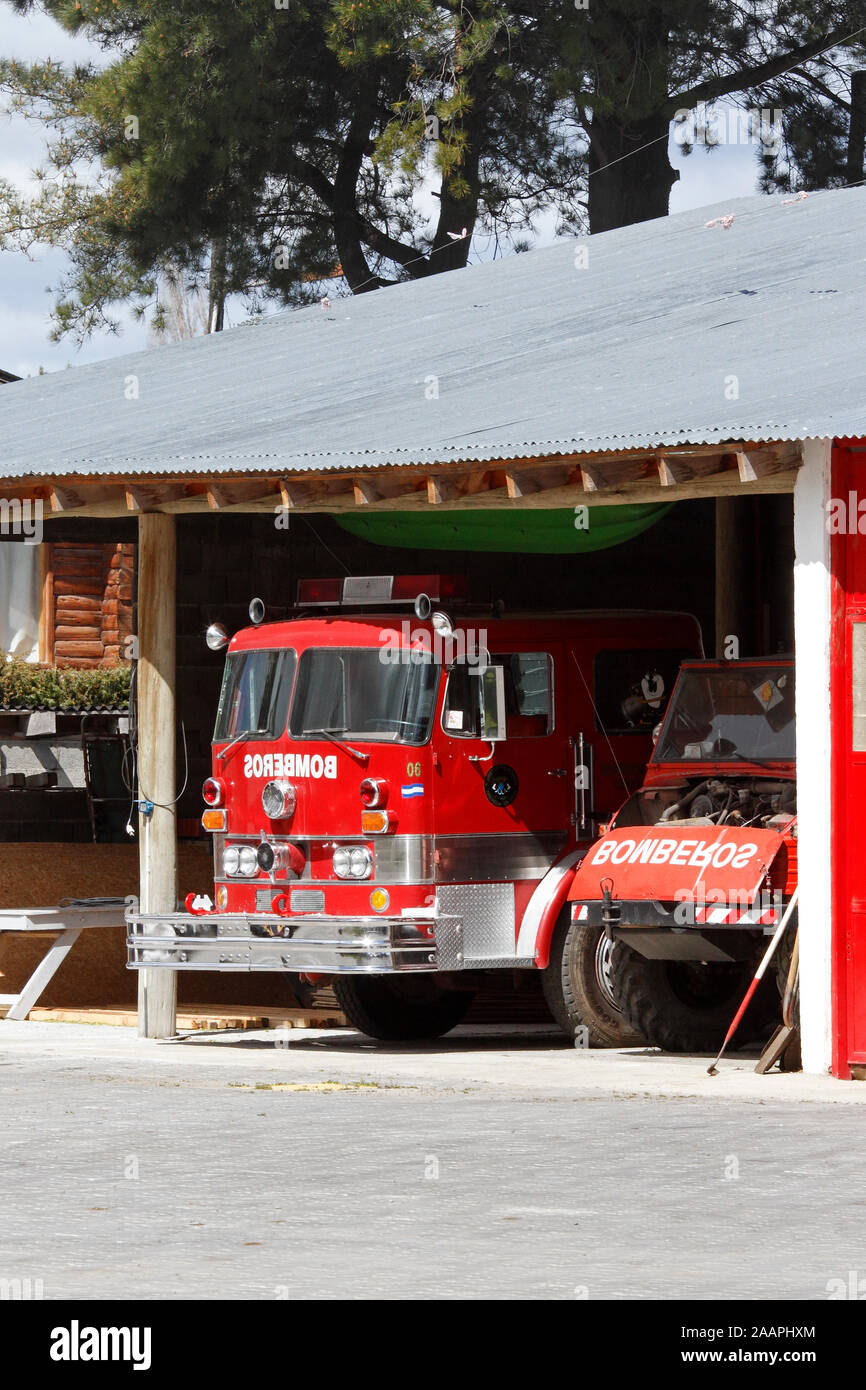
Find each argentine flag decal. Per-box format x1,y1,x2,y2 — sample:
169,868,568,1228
401,783,424,799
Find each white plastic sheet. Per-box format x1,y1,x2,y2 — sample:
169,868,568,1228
0,543,39,662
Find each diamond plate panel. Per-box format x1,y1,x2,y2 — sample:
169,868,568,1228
437,882,515,963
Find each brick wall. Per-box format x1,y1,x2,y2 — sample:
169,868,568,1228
48,541,134,667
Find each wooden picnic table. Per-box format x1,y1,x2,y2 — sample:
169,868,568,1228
0,901,127,1021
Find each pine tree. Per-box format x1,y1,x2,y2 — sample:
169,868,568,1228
1,0,863,340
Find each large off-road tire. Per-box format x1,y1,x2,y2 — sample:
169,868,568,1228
609,940,779,1054
333,974,475,1041
542,913,645,1047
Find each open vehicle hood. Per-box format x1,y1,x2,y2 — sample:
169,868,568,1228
569,825,789,904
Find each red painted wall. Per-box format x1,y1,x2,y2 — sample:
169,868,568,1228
830,439,866,1078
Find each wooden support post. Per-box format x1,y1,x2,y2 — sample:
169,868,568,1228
37,542,53,664
715,496,745,658
136,512,178,1038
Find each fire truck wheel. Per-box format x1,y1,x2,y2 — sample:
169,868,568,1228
609,942,778,1054
541,915,645,1048
333,975,475,1041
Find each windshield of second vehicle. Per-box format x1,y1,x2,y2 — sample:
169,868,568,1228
289,647,439,744
214,649,296,742
653,667,795,763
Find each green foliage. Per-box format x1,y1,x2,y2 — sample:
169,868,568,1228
1,0,863,331
0,656,131,710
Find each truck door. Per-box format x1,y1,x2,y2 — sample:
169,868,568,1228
433,644,572,845
583,643,694,821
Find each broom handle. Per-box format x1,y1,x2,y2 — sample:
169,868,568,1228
709,886,800,1070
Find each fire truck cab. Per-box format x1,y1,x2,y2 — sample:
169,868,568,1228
127,575,702,1041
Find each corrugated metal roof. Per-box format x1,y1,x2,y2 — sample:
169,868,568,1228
1,186,864,480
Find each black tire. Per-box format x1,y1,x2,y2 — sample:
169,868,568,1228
542,913,645,1047
333,974,475,1041
610,940,779,1054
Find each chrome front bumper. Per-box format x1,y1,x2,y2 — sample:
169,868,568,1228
126,905,451,974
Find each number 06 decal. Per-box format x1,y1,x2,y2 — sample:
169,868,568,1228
406,761,421,777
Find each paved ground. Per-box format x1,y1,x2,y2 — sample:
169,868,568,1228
2,1020,866,1300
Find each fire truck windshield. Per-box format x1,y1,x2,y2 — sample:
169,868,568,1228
289,647,438,744
214,648,297,742
653,665,795,764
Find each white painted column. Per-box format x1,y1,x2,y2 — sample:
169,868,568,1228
793,438,834,1074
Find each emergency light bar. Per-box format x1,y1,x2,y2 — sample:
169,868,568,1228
297,575,466,607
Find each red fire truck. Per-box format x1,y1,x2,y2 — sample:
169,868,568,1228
566,657,797,1051
127,575,701,1041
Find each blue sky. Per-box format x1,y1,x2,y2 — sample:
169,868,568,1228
1,6,765,379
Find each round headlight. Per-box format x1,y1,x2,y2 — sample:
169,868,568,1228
205,622,229,651
333,847,352,878
262,780,296,820
350,848,372,879
223,845,240,876
238,846,258,877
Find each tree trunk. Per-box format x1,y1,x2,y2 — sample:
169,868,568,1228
428,170,479,273
587,109,679,233
847,70,866,185
207,236,227,332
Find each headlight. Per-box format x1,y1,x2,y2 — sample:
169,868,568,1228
262,780,296,820
332,845,372,880
223,845,240,876
238,846,258,877
349,848,372,878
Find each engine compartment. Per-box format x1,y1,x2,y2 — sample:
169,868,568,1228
613,776,796,832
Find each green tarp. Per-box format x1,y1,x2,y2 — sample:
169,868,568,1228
336,504,673,554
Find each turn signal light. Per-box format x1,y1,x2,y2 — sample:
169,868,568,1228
361,809,393,834
202,809,226,831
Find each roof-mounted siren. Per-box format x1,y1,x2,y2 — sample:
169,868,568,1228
249,597,266,626
296,574,466,609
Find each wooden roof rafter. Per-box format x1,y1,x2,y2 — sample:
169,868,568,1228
1,440,803,520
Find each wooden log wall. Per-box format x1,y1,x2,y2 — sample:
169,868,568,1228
46,541,135,667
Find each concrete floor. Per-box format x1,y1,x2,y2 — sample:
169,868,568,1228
2,1020,865,1300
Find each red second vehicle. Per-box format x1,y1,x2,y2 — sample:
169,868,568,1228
127,574,701,1041
567,657,797,1051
